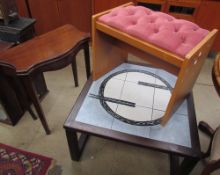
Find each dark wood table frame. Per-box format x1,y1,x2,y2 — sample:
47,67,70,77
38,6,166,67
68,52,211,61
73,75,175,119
64,76,202,175
19,40,90,135
0,41,49,125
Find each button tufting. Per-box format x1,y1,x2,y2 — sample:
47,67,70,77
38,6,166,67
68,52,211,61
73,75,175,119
131,21,137,25
111,13,117,17
193,28,198,31
154,29,159,33
98,5,209,57
128,11,135,15
181,36,186,43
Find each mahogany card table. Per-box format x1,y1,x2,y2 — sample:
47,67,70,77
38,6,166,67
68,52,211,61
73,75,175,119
0,24,90,134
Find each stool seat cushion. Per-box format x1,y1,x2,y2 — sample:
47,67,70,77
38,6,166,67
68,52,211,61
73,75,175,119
98,6,209,57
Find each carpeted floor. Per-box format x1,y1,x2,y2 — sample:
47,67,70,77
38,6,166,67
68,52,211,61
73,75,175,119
0,143,62,175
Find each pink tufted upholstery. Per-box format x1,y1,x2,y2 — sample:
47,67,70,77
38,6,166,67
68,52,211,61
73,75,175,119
98,6,209,57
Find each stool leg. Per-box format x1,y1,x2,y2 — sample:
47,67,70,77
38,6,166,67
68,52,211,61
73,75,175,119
71,56,78,87
83,42,91,79
21,76,51,135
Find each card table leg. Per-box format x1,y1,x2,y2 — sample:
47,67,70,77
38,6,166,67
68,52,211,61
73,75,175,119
21,75,51,135
11,77,38,120
83,42,91,79
71,56,79,87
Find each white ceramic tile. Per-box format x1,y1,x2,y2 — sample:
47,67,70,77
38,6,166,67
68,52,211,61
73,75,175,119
116,105,152,122
121,81,154,108
175,100,188,116
126,63,157,74
113,73,127,81
75,97,114,129
153,89,171,111
126,72,155,84
94,63,128,83
112,118,151,138
104,78,124,99
151,110,164,120
149,113,191,148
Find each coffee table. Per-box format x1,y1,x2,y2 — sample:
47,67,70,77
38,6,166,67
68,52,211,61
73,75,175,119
64,63,201,175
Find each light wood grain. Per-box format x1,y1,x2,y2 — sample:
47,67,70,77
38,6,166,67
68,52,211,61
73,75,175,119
93,2,218,125
92,2,133,79
96,22,184,68
161,29,218,125
117,42,179,75
92,19,127,80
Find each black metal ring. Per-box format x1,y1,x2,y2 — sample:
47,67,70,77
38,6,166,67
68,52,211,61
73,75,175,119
98,69,172,126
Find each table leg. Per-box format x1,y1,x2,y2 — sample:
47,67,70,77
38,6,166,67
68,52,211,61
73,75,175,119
83,42,91,79
65,129,89,161
178,157,200,175
11,76,38,120
72,56,79,87
0,75,24,125
21,76,51,135
15,78,37,120
33,73,49,100
170,154,180,175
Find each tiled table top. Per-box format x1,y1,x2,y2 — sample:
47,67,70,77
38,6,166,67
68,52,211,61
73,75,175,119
65,63,196,150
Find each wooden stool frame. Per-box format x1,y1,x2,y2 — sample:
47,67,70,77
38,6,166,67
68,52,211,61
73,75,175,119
92,2,218,125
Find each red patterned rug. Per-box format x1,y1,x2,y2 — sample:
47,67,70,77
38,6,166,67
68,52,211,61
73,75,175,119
0,143,60,175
